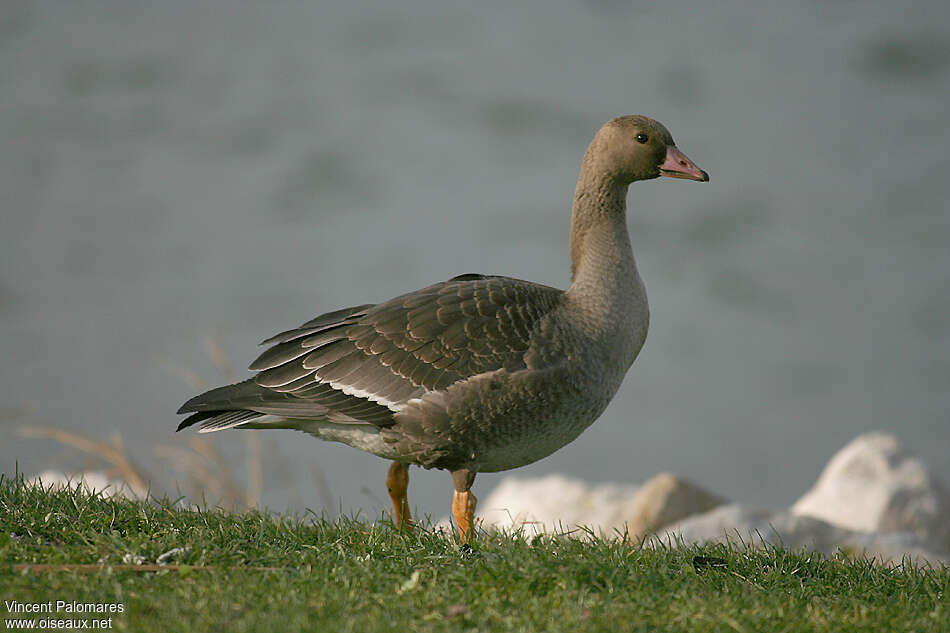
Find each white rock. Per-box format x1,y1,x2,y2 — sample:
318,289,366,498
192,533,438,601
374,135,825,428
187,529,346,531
453,473,724,540
624,473,725,541
27,470,145,500
653,503,949,568
473,474,640,537
791,432,950,546
650,504,772,546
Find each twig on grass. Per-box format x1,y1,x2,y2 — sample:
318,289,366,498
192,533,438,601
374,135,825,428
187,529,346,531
12,563,284,573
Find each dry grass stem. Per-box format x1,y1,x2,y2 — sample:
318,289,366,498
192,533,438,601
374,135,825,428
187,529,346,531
16,424,149,496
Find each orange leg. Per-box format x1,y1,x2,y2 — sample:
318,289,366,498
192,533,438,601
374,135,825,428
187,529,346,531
451,469,477,543
386,461,412,530
452,490,478,543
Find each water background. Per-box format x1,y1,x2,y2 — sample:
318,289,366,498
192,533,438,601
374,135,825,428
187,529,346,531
2,0,948,520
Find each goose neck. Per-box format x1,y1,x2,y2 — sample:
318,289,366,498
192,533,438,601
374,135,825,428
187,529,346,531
568,170,636,290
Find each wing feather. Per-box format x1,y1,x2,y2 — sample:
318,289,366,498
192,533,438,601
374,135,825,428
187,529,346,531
178,276,563,432
316,350,368,383
255,359,316,388
302,339,357,369
248,339,314,371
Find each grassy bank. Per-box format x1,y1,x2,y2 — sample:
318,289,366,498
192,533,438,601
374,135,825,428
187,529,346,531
1,475,947,632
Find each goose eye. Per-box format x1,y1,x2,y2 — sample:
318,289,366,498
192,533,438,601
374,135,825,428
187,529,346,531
636,133,648,144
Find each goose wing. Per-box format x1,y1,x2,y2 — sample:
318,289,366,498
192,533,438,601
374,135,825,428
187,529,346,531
177,274,562,431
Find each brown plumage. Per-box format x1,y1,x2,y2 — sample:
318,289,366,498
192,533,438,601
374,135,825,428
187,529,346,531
177,115,708,541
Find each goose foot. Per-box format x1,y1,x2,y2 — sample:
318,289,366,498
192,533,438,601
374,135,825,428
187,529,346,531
386,461,413,530
451,469,477,543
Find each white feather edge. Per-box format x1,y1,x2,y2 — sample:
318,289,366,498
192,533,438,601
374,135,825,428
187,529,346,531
327,380,403,410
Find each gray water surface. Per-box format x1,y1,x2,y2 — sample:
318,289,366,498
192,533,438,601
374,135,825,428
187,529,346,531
2,0,948,520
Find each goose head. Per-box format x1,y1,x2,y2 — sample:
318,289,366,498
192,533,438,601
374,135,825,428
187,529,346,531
591,115,709,184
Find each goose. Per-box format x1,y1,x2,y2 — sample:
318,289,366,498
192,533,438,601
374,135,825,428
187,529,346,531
177,115,708,542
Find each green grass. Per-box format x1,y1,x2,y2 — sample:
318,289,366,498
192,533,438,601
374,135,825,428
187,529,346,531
1,475,947,632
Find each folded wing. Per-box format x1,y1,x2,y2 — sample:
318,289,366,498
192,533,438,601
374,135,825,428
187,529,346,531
177,274,563,432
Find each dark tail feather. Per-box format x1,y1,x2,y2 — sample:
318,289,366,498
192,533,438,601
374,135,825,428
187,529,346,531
176,410,216,432
176,379,266,432
177,379,263,415
177,409,264,432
